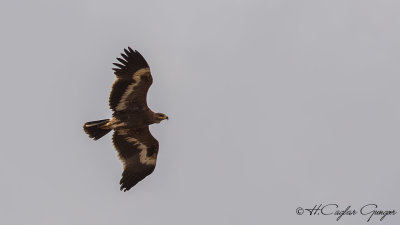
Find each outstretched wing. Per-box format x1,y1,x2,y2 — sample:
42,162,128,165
112,126,159,191
109,47,153,112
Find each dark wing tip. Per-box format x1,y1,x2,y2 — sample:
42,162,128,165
119,173,135,192
112,63,124,68
121,53,129,61
118,163,156,192
116,57,127,65
120,185,130,192
112,47,150,78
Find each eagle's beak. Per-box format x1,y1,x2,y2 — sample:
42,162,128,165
165,116,169,120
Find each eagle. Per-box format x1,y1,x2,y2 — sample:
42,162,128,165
83,47,168,192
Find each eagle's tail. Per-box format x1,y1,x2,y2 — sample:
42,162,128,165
83,119,111,140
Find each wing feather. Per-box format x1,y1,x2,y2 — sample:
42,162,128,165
109,47,153,112
109,79,134,111
116,57,127,64
112,126,159,191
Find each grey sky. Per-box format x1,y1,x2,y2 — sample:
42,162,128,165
1,0,399,224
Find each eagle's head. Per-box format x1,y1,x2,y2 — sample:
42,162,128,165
154,113,168,123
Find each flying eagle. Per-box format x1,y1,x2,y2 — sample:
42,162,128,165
83,47,168,192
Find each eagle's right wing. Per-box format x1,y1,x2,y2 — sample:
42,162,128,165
112,126,159,191
109,47,153,112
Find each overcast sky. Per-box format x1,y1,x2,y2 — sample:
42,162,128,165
1,0,399,224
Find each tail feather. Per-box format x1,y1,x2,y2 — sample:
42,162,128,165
83,119,111,140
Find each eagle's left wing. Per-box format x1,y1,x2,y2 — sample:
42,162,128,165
109,47,153,112
112,126,159,191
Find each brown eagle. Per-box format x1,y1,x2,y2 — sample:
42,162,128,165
83,47,168,192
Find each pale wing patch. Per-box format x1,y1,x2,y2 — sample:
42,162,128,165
139,150,157,166
125,136,157,166
117,129,129,135
115,68,150,111
84,121,105,127
115,82,136,111
106,117,127,129
131,68,150,80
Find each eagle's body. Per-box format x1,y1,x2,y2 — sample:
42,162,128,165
83,47,168,191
